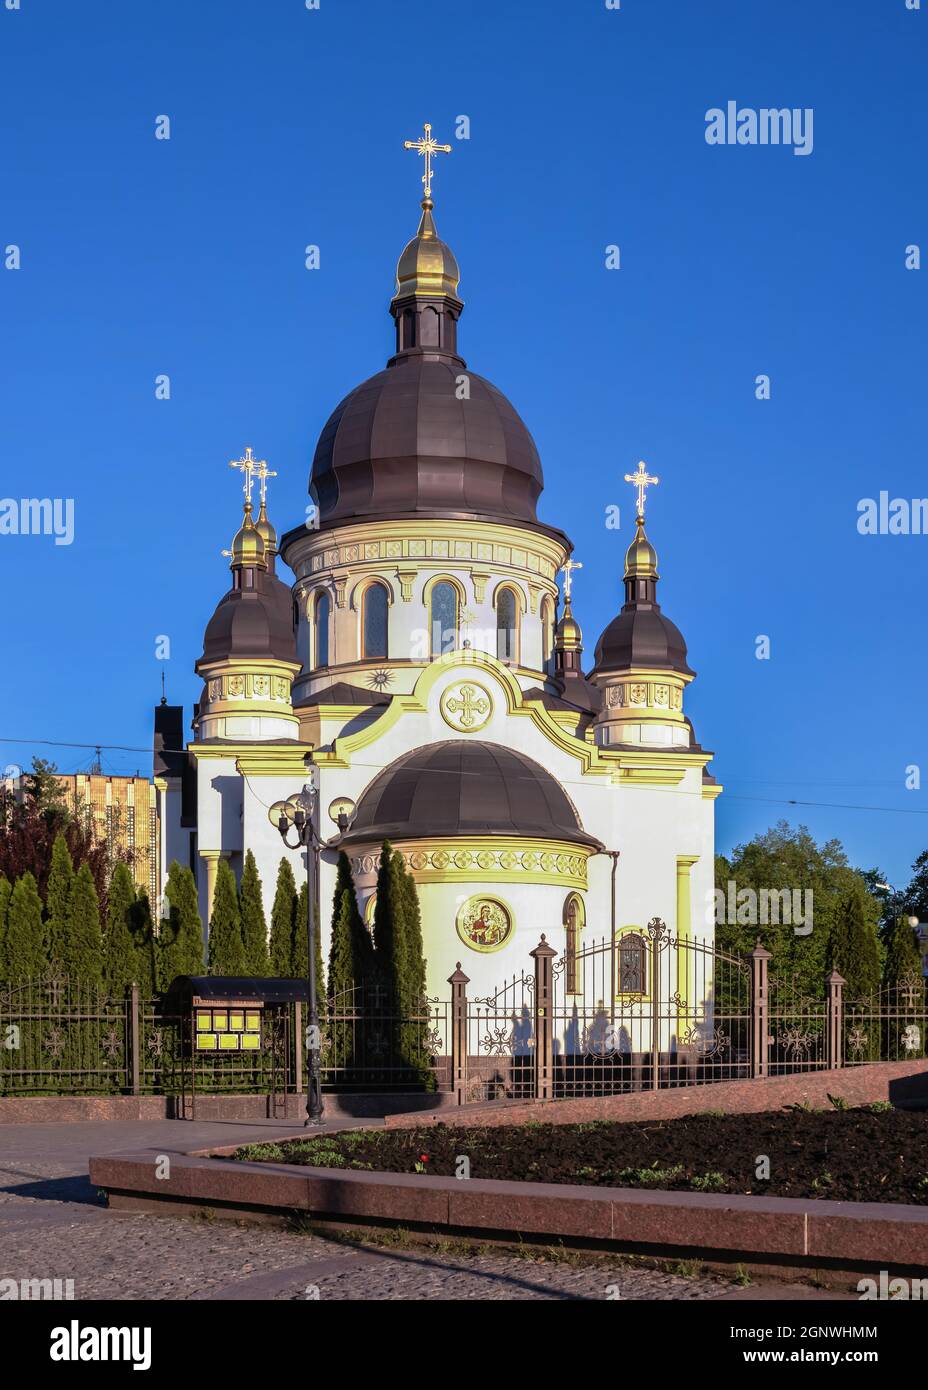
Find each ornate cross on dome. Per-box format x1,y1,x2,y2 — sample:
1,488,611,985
254,456,277,505
403,122,452,201
560,558,583,601
229,446,264,506
624,460,659,519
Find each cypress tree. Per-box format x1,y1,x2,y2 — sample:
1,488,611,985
399,862,426,1006
269,857,298,976
64,864,103,987
829,888,881,998
104,862,137,994
327,851,371,998
159,862,204,985
372,840,403,997
45,833,73,966
294,880,325,1012
4,873,46,980
129,890,158,997
0,874,11,983
884,911,924,987
208,859,245,976
239,850,270,976
882,911,925,1057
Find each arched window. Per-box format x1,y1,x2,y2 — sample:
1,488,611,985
430,581,458,657
619,933,647,995
313,591,330,669
541,597,554,670
495,587,519,664
564,894,584,994
362,583,388,660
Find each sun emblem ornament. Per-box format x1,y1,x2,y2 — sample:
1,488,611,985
440,680,492,732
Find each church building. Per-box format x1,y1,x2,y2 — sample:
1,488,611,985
153,128,721,999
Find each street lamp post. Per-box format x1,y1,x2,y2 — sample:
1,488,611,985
269,759,354,1127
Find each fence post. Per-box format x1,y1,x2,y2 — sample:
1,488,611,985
826,969,845,1070
129,982,140,1096
530,936,556,1101
750,942,772,1079
448,964,469,1104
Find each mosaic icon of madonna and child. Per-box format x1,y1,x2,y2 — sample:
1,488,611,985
457,897,513,952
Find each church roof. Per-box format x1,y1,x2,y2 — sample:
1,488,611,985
340,740,602,850
308,356,545,529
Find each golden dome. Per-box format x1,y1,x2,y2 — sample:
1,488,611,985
555,601,583,651
393,199,461,302
229,502,267,570
255,498,278,556
624,517,659,580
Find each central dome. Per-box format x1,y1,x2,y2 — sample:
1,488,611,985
310,357,544,525
340,740,602,849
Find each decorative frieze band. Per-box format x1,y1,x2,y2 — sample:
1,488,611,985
207,673,291,703
606,681,683,711
308,535,557,582
350,842,589,888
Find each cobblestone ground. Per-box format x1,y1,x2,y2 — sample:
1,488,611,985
0,1121,845,1301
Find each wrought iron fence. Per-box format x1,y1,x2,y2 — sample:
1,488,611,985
2,944,925,1103
320,981,450,1093
843,972,927,1067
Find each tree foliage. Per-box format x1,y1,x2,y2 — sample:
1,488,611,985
715,821,881,997
64,864,103,987
208,859,245,976
3,873,45,979
159,862,204,986
104,861,137,993
269,857,298,976
239,851,270,976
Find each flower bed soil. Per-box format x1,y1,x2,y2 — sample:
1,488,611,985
235,1107,928,1206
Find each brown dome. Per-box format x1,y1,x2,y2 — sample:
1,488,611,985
340,740,602,849
199,568,297,667
310,356,544,526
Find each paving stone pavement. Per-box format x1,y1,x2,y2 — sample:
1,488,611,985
0,1120,849,1301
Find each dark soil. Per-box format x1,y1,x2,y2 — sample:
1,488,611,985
234,1107,928,1205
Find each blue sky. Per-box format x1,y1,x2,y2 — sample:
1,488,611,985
1,0,926,888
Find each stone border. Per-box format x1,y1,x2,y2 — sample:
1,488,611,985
0,1091,458,1125
89,1138,928,1285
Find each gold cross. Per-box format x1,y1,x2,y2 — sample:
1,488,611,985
229,445,265,506
445,683,489,729
560,558,583,602
403,122,452,201
254,456,278,506
624,460,659,519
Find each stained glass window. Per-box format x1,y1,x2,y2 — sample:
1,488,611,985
495,587,518,663
362,583,388,660
430,581,458,657
314,591,330,668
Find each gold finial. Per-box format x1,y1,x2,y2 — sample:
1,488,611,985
229,445,266,507
403,122,452,202
624,460,660,520
560,558,583,603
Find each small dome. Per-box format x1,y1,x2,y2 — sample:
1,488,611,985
624,519,658,579
555,605,582,650
592,607,693,677
393,200,461,301
340,740,602,849
199,569,297,667
229,504,266,570
255,499,278,556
